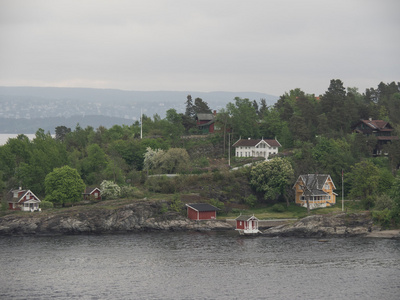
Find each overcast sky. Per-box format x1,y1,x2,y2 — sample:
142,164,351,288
1,0,399,96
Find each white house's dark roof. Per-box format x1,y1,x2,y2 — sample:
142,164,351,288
232,138,281,148
186,203,220,212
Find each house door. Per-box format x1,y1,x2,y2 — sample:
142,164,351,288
248,221,253,231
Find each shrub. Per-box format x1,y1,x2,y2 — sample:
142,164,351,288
100,180,121,199
372,208,393,229
271,203,286,212
170,194,183,213
40,200,54,209
209,198,224,211
374,194,395,211
244,195,257,208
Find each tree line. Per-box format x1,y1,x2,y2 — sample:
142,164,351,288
0,79,399,225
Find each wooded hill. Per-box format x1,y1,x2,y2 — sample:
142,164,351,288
1,79,400,227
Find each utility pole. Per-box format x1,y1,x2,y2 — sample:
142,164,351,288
228,133,231,166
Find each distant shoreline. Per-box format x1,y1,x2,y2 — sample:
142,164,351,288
0,133,37,145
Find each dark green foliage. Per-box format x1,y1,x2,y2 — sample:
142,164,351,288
271,203,286,212
170,194,183,213
0,80,399,226
244,195,257,208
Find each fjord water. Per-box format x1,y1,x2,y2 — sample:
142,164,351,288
1,232,399,300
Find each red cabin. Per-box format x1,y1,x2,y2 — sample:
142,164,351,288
235,215,261,234
186,203,219,220
83,187,102,201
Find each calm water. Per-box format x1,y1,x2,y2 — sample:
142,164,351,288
1,232,399,300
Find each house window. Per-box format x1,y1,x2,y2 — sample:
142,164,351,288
26,194,30,200
324,183,329,190
301,196,305,200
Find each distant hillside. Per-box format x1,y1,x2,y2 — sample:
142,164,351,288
0,86,278,133
0,115,133,134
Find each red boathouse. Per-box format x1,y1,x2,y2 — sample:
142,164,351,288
186,203,219,220
235,215,261,234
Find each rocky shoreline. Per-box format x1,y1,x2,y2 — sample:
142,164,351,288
262,212,400,239
1,200,399,239
0,200,232,236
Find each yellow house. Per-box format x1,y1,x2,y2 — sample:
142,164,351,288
293,174,337,209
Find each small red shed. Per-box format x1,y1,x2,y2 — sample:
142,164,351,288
235,215,261,235
83,187,102,201
186,203,219,220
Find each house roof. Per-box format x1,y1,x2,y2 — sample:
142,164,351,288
196,113,214,121
7,189,41,203
186,203,220,212
353,119,393,132
232,138,281,148
294,174,336,196
83,187,101,195
235,215,259,221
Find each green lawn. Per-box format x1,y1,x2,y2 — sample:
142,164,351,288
218,200,364,220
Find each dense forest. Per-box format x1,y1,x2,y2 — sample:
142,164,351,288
1,79,400,225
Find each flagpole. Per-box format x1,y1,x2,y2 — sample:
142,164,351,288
342,169,344,212
140,109,143,139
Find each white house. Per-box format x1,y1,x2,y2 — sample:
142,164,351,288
232,138,281,160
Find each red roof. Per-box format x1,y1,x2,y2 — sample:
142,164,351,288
232,138,281,148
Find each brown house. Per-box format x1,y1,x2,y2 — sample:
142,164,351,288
352,119,399,155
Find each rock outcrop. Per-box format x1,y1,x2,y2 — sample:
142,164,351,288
0,200,233,235
263,212,374,238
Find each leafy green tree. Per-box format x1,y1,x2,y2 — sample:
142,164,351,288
159,148,190,174
165,109,185,145
185,95,196,118
193,97,212,114
44,166,85,205
250,157,294,206
55,125,71,142
18,129,68,195
81,143,108,185
227,97,259,139
348,161,380,202
143,147,165,174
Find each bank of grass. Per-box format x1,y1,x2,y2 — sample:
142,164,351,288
218,200,365,220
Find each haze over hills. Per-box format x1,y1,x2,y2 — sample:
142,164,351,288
0,86,277,134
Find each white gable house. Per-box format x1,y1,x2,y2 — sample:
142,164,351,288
232,138,281,160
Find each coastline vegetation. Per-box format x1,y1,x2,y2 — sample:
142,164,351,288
1,80,400,228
